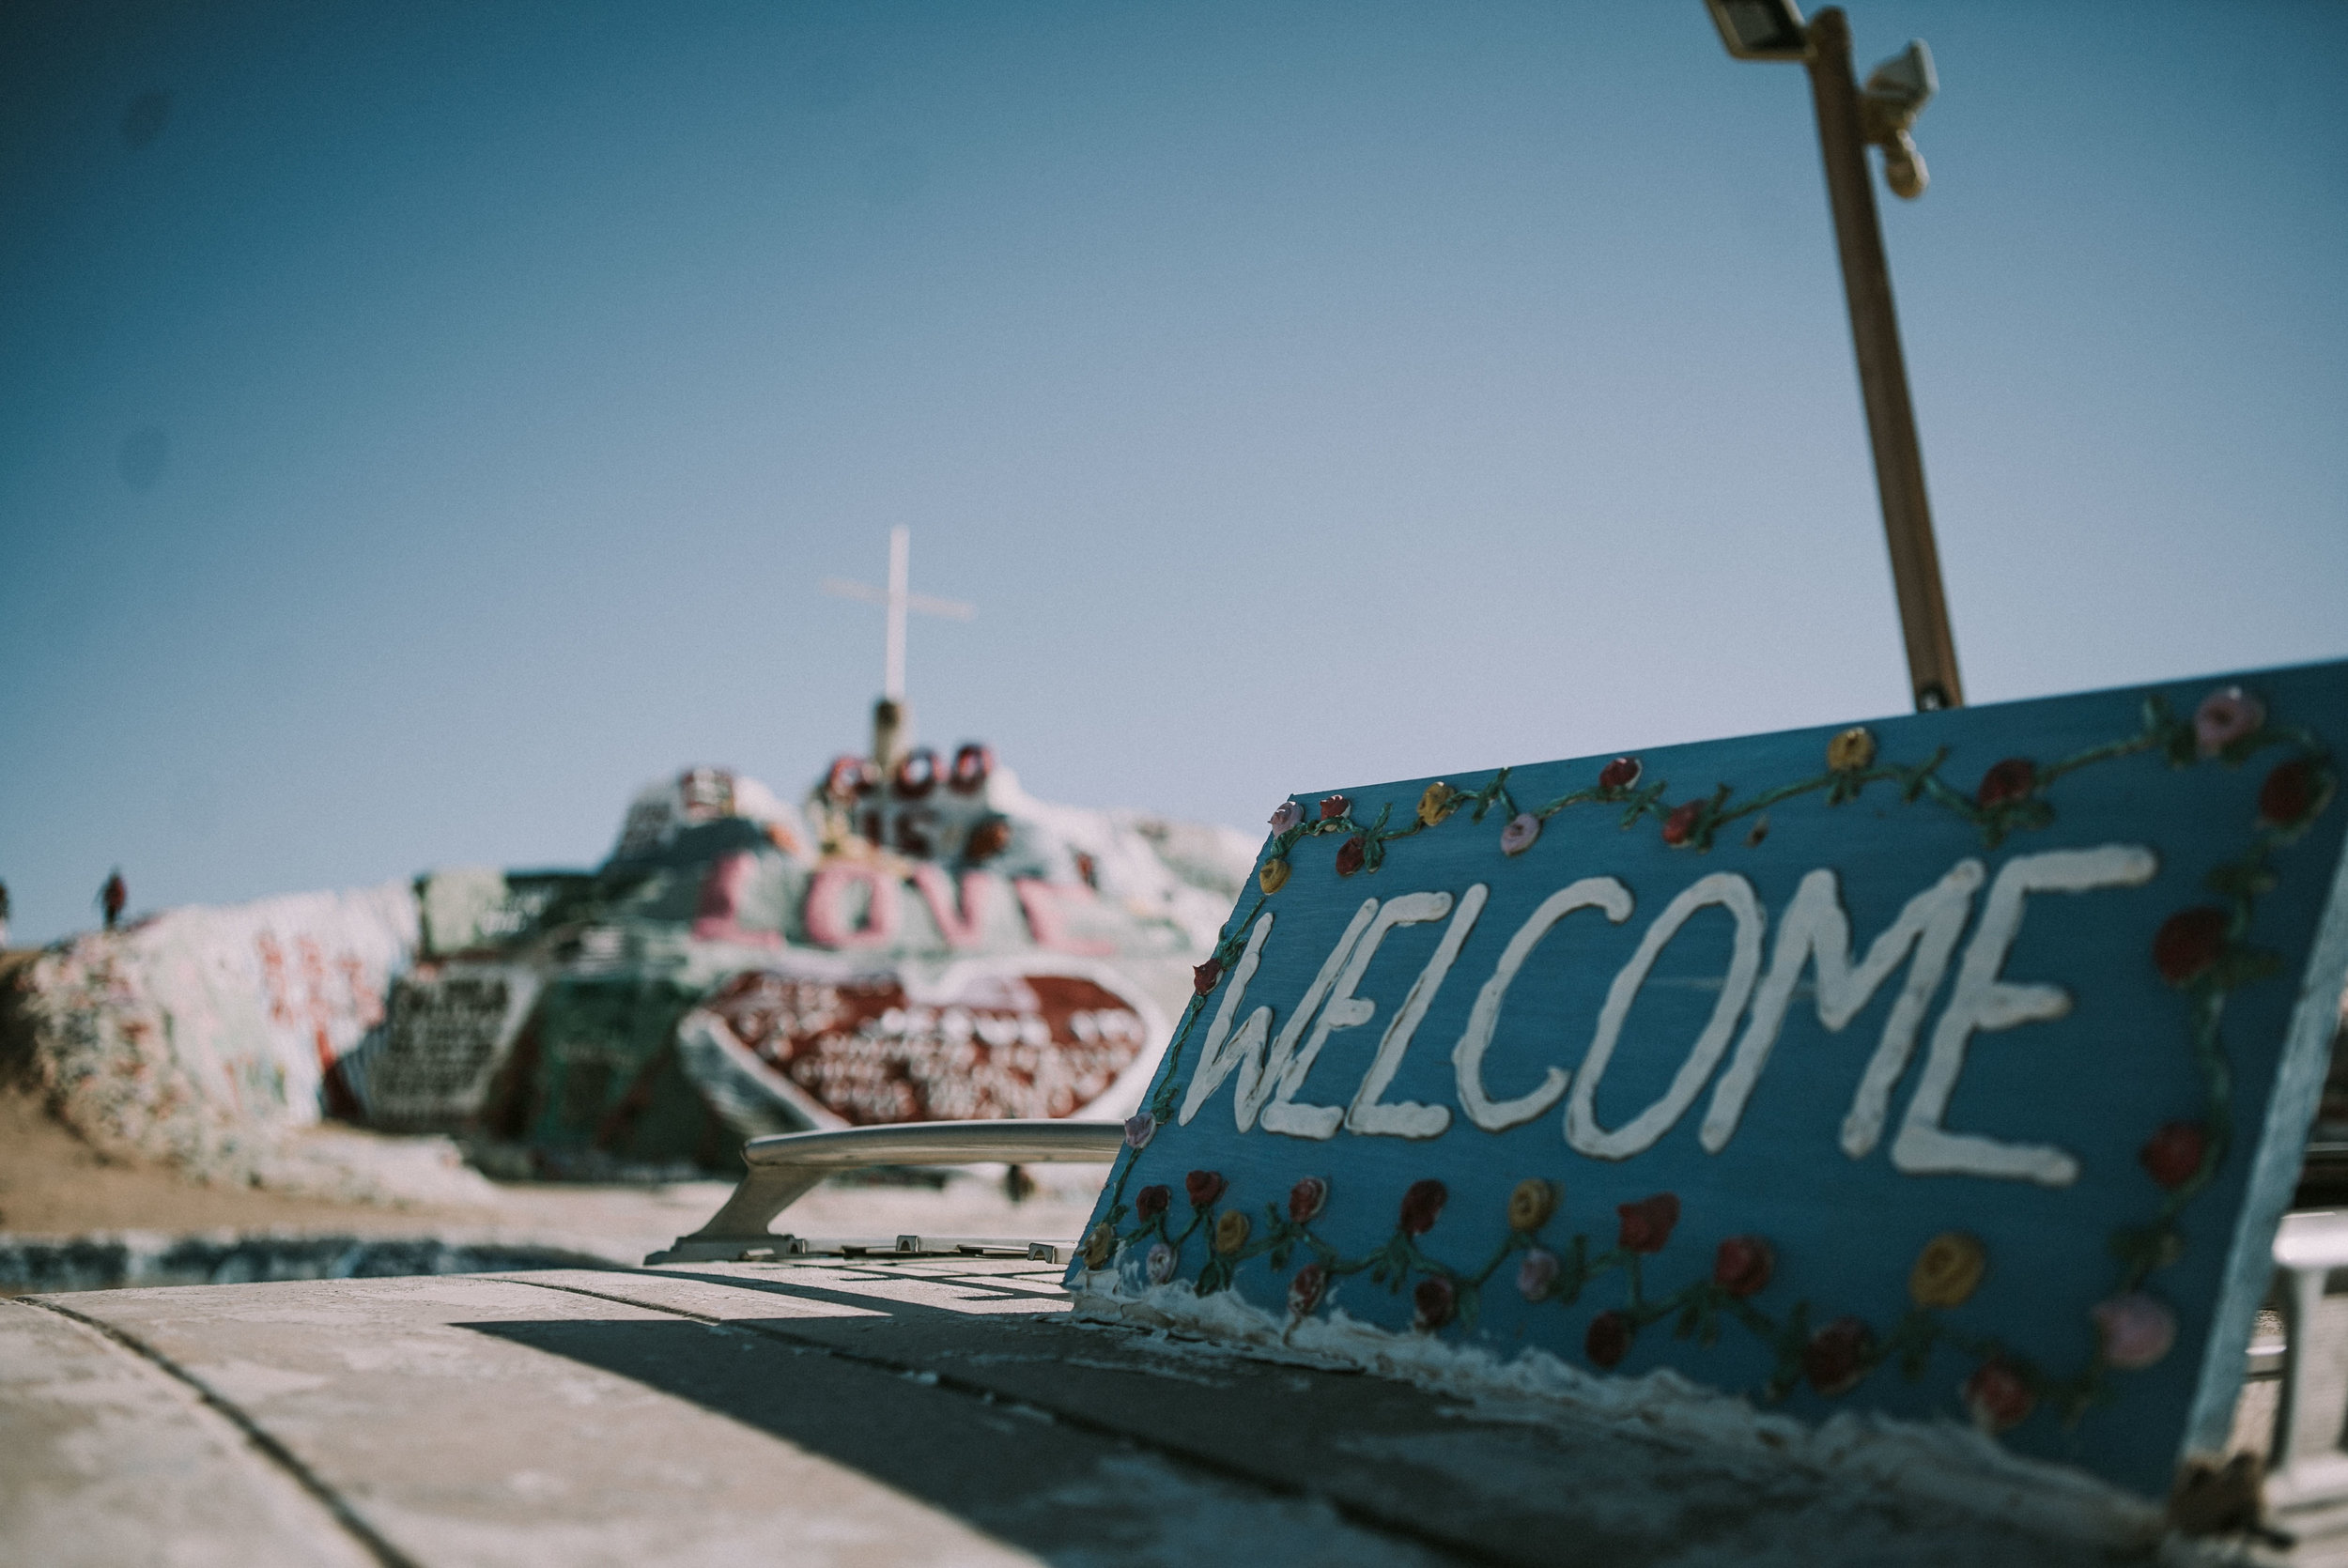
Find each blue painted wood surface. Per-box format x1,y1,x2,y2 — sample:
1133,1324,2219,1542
1072,661,2348,1498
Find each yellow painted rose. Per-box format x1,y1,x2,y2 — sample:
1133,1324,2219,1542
1259,857,1291,895
1909,1231,1987,1309
1214,1209,1253,1255
1506,1177,1559,1233
1418,781,1461,827
1081,1222,1118,1269
1827,726,1877,773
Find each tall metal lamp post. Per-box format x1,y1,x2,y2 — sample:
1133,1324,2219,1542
1705,0,1963,712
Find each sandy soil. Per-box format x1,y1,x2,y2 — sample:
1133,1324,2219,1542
0,1087,500,1237
0,1083,1104,1263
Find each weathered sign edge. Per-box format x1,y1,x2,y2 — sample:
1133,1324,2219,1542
2185,836,2348,1456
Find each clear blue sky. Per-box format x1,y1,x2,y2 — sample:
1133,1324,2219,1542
3,1,2342,945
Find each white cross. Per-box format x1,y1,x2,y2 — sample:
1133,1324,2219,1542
822,527,975,702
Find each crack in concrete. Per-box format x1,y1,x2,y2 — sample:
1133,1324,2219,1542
15,1296,424,1568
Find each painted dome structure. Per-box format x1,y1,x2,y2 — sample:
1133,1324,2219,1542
354,724,1251,1175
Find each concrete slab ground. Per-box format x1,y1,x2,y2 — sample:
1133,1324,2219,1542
4,1255,2274,1567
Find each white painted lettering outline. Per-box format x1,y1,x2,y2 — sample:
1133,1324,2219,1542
1701,859,1985,1157
1891,843,2157,1186
1178,913,1277,1130
1347,884,1490,1140
1189,843,2158,1183
1262,892,1457,1139
1567,872,1767,1160
1453,878,1633,1132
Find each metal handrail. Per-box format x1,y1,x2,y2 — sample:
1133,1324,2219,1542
646,1119,1122,1265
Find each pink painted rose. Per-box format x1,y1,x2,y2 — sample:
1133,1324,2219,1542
1976,758,2036,809
1193,958,1224,996
2093,1293,2176,1370
1661,800,1702,847
1616,1193,1680,1255
1712,1236,1774,1299
1288,1176,1329,1224
1585,1310,1633,1369
1319,794,1351,821
1804,1315,1875,1397
2153,907,2228,987
1412,1275,1457,1331
1184,1170,1227,1209
1599,757,1642,791
1517,1248,1560,1301
1398,1179,1448,1237
2139,1121,2208,1191
1964,1359,2035,1434
1135,1184,1170,1222
1145,1241,1178,1285
2194,687,2265,756
1334,836,1367,877
1499,813,1541,855
1290,1261,1328,1317
1268,800,1304,833
1122,1112,1156,1150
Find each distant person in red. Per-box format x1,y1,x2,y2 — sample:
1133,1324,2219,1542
100,869,127,931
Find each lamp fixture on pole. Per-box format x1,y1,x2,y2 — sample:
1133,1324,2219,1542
1704,0,1963,712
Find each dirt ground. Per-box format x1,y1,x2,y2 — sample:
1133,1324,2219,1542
0,1087,502,1237
0,1082,1104,1260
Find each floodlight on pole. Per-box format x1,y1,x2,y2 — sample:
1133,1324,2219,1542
1703,1,1962,713
1706,0,1809,61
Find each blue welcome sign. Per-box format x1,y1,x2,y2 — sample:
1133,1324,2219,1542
1070,661,2348,1498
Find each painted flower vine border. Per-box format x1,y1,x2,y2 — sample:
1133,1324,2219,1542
1086,682,2337,1438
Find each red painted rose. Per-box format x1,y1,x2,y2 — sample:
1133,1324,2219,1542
1964,1359,2036,1435
1616,1193,1681,1255
2139,1121,2209,1190
1319,794,1351,821
1184,1170,1227,1208
1398,1179,1448,1236
1335,836,1367,877
1412,1275,1457,1331
1599,757,1642,791
1803,1315,1875,1397
1660,801,1702,847
1712,1235,1775,1299
2153,907,2228,987
2260,759,2324,829
1193,959,1223,996
1976,758,2036,809
1585,1310,1633,1369
1289,1176,1329,1224
1135,1184,1170,1222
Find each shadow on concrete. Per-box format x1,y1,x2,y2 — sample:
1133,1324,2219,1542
459,1311,1444,1566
